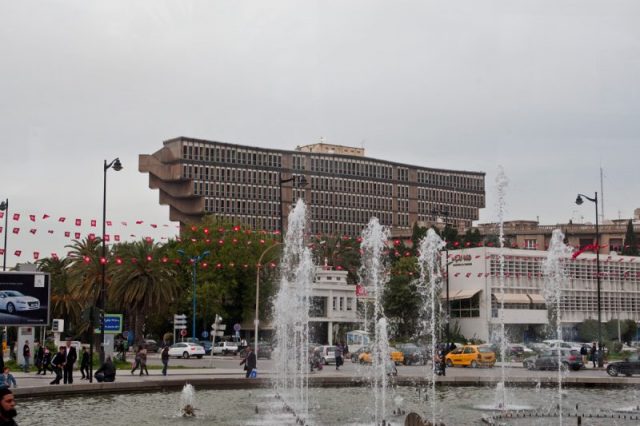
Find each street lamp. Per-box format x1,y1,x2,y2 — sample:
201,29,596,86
575,192,603,367
254,242,282,355
0,199,8,271
99,158,122,365
279,173,308,239
177,249,210,339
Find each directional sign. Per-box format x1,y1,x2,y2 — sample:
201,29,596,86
93,314,123,334
175,325,187,330
180,329,187,337
215,331,224,337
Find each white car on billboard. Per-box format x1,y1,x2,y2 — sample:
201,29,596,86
0,290,40,313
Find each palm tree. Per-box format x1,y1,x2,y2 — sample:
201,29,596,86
65,237,105,308
37,256,84,333
109,240,180,346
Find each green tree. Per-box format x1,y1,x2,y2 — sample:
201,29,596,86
622,220,639,256
462,228,482,247
109,240,180,345
66,237,105,313
577,319,601,342
382,256,420,339
37,256,84,336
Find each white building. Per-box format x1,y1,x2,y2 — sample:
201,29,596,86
445,247,640,342
309,264,360,345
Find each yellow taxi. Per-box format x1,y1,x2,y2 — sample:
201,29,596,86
359,347,405,365
445,345,495,368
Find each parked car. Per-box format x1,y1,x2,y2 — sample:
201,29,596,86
143,339,159,353
606,353,640,377
445,345,496,368
543,340,582,352
397,343,426,365
0,290,40,313
167,342,205,359
317,345,336,365
351,346,370,363
200,340,212,355
524,348,583,371
212,341,239,355
359,347,405,365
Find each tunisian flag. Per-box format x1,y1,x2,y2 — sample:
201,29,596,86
355,284,368,297
572,244,599,259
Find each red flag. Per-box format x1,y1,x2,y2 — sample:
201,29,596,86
104,234,110,242
0,249,4,255
74,232,81,239
42,214,50,220
0,212,3,219
572,244,598,259
64,231,71,237
150,224,157,228
14,250,21,257
106,220,112,226
121,221,128,226
91,219,97,227
58,217,66,222
114,235,120,242
12,228,19,234
29,215,36,222
0,227,2,233
51,253,59,260
88,233,96,240
12,213,20,221
48,230,54,234
75,218,82,226
33,252,40,260
29,228,37,235
355,284,368,297
136,220,143,224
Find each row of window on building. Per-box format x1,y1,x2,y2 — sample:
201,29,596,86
417,187,484,207
417,170,484,191
182,142,283,168
488,259,640,283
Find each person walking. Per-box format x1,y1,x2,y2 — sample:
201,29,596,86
34,341,44,375
335,343,344,371
49,347,65,385
239,346,257,378
139,347,149,376
79,348,90,380
580,344,588,366
63,340,77,384
590,342,597,368
0,368,17,390
0,388,18,426
21,341,30,373
130,347,142,375
161,346,170,376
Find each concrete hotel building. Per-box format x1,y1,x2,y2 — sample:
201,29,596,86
446,247,640,342
139,137,486,235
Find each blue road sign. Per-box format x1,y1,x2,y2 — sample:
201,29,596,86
94,314,123,334
201,330,209,339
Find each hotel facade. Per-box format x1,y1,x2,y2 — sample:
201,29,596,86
446,247,640,342
139,137,485,236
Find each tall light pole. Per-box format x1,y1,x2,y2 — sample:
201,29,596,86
576,192,603,367
279,173,308,239
0,199,8,271
100,158,122,365
178,249,210,339
255,242,282,355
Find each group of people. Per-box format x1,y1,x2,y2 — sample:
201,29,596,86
580,342,606,368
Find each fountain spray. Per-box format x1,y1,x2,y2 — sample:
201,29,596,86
495,166,509,411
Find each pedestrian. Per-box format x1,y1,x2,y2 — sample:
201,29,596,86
34,341,44,375
139,347,149,376
161,345,170,376
0,368,16,389
0,345,5,375
335,343,344,371
79,348,90,380
63,340,77,384
0,388,17,426
130,347,142,375
580,344,588,366
94,356,116,383
239,346,257,378
49,347,65,385
590,342,597,368
21,342,30,373
40,348,52,375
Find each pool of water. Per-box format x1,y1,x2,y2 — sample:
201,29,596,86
18,384,640,425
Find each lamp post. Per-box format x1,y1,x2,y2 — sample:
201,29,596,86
99,158,122,365
255,242,282,355
178,249,210,339
0,199,8,271
279,173,308,239
575,192,603,367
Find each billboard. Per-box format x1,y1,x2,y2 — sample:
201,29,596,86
94,313,123,334
0,271,51,326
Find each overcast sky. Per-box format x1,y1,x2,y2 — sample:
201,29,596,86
1,1,639,267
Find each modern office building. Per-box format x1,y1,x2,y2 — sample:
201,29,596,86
445,247,640,342
139,137,485,236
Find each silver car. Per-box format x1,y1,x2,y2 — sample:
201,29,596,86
0,290,40,313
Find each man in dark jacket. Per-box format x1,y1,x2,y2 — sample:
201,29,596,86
49,347,65,385
63,340,77,384
34,341,44,375
161,346,170,376
21,342,30,373
0,388,17,426
239,346,257,378
94,357,116,383
79,348,90,380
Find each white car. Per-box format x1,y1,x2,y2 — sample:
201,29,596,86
0,290,40,313
212,341,239,355
168,342,205,359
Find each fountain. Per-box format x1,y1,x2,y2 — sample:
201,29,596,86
358,217,392,425
272,198,315,424
415,228,445,425
179,383,197,417
542,229,574,424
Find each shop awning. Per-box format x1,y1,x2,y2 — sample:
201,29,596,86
448,289,482,301
527,293,546,304
493,293,531,304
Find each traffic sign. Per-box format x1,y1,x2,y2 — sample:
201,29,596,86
174,314,187,325
215,331,224,337
201,330,209,339
217,324,226,331
233,323,241,332
180,329,187,337
175,325,187,330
